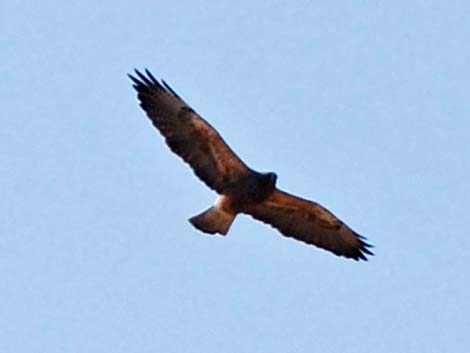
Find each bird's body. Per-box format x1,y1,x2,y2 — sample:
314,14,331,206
189,171,277,235
222,171,278,205
129,69,373,261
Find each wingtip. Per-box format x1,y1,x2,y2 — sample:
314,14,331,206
127,73,140,86
128,68,148,84
128,68,170,91
356,238,374,261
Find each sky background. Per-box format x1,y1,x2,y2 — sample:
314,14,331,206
2,1,470,352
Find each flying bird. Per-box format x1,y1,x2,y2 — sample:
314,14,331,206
129,69,373,261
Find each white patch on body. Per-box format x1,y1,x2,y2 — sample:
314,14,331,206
214,195,235,214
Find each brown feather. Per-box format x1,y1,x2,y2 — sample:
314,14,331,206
244,189,373,261
129,69,249,193
129,69,373,261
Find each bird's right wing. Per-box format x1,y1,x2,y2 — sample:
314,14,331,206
244,189,373,261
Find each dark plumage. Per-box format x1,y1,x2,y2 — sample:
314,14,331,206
129,69,373,261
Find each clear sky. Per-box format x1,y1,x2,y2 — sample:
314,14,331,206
2,1,470,352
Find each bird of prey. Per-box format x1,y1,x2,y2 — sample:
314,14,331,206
129,69,373,261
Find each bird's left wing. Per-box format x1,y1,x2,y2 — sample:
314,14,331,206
244,189,373,261
129,69,250,194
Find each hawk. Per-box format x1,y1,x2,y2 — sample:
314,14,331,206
129,69,373,261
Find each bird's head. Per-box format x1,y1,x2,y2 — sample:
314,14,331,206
262,172,277,190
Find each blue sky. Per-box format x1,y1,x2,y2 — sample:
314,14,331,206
2,1,470,352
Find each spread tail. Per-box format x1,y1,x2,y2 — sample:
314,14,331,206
189,206,236,235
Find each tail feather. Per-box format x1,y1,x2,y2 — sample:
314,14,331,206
189,206,236,235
